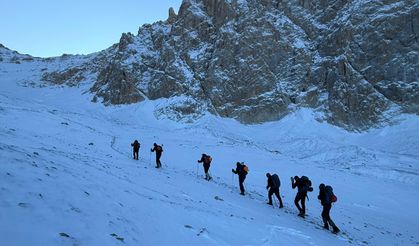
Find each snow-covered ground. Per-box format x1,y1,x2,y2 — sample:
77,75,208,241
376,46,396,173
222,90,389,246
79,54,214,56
1,61,419,246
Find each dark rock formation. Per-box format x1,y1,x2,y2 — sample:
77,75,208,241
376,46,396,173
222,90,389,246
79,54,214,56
90,63,145,105
4,0,417,130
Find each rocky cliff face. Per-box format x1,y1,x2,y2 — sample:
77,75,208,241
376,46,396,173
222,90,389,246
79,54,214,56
2,0,418,130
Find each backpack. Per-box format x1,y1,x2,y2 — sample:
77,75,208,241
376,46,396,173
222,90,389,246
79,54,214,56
132,141,140,149
156,145,162,152
271,174,281,189
325,185,337,203
242,165,249,173
205,155,212,163
300,176,313,192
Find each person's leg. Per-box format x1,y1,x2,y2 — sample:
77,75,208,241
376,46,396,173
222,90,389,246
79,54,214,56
321,205,329,229
325,204,339,232
294,193,302,213
133,149,136,159
156,153,162,167
267,189,273,204
239,176,245,194
155,154,159,167
301,194,306,215
204,164,210,179
207,165,211,179
274,189,283,207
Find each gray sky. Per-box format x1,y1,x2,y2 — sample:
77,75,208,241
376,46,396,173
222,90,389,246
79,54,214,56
0,0,183,57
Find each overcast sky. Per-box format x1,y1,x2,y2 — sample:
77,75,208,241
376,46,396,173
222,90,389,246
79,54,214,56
0,0,183,57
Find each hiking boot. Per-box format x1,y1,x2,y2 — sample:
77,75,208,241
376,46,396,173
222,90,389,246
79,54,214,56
267,202,273,205
279,204,284,208
240,192,245,196
332,226,340,234
298,213,305,218
323,223,329,230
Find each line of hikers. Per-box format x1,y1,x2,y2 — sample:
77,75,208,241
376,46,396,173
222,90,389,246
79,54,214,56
131,140,340,234
131,140,163,168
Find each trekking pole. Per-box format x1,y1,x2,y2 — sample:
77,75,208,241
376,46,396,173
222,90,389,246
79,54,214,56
273,197,278,208
196,163,199,178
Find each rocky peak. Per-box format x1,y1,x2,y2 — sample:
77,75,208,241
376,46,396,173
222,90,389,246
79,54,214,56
202,0,235,27
118,32,135,51
0,44,34,63
168,7,177,24
91,63,145,105
33,0,419,130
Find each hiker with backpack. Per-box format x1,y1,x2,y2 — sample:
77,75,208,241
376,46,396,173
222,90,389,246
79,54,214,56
291,175,313,218
232,162,248,195
197,154,212,181
266,173,284,208
150,143,163,168
318,183,340,233
131,140,140,160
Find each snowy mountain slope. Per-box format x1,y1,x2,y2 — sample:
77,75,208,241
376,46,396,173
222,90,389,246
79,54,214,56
1,57,419,245
3,0,418,130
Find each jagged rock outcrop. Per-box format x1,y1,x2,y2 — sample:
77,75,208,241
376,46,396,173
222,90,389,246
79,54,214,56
302,0,419,128
91,63,145,105
168,7,177,24
0,43,34,63
3,0,417,130
42,67,85,86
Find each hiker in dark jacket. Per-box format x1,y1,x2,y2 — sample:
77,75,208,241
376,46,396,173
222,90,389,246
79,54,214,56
150,143,163,168
318,183,340,233
197,154,212,180
266,173,283,208
291,175,313,218
131,140,140,160
232,162,248,195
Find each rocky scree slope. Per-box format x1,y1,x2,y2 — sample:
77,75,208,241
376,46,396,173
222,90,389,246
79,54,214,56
1,0,418,130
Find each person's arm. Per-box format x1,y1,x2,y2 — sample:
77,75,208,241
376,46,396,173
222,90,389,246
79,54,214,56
318,190,325,201
198,157,203,163
232,168,237,174
291,177,297,189
151,147,155,152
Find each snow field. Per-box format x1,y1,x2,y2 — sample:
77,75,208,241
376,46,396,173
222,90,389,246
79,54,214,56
1,61,419,245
